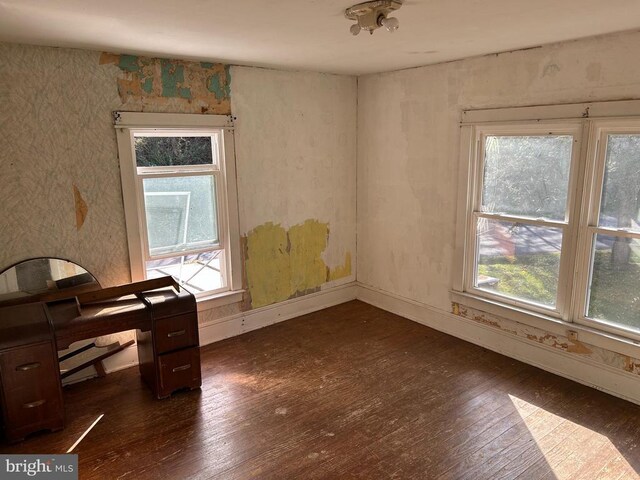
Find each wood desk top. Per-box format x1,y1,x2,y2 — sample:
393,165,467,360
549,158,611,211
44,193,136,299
1,277,192,351
48,295,151,350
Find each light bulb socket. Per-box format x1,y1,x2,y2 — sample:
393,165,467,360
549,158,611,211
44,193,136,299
381,16,399,32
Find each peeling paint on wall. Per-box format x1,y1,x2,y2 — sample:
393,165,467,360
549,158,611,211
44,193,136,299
624,357,640,375
245,222,292,308
73,184,88,230
452,302,640,379
99,53,231,114
328,252,352,282
289,220,329,295
244,220,352,308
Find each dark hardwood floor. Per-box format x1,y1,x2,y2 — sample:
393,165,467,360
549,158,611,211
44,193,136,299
2,301,640,479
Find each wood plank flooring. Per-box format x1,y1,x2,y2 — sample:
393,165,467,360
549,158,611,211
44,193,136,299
2,300,639,479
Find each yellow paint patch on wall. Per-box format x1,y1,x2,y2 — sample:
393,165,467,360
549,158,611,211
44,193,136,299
245,220,350,309
289,220,329,294
73,184,88,230
328,251,352,282
245,223,291,309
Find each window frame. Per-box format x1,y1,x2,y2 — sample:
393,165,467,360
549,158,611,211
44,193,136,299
114,112,242,300
464,122,584,320
453,101,640,345
573,118,640,339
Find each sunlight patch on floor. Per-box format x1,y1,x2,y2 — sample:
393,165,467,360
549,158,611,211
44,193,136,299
508,394,639,479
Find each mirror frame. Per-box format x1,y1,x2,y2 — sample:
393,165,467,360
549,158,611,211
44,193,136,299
0,257,101,307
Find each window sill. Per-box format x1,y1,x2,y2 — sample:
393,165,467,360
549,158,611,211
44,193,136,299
196,290,244,312
449,290,640,360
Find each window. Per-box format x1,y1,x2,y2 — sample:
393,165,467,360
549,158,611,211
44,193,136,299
455,103,640,341
115,112,241,299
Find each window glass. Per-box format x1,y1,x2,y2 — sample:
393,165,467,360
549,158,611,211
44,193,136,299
599,135,640,232
482,135,573,221
143,175,219,256
135,136,215,167
587,234,640,329
476,218,563,307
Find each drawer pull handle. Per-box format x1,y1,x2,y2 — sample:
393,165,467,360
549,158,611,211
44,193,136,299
23,399,46,409
172,364,191,373
16,362,41,371
167,329,186,338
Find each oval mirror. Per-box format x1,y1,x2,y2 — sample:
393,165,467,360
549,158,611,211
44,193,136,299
0,257,100,306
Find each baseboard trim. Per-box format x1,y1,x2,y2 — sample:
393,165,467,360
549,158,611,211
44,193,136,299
199,282,358,346
71,280,640,406
356,283,640,406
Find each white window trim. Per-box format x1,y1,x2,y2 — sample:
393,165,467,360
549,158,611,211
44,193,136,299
452,99,640,354
114,112,243,305
463,121,584,320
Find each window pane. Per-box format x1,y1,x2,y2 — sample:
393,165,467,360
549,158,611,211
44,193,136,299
146,251,224,294
475,218,563,307
599,135,640,232
134,136,215,167
482,135,573,221
587,234,640,330
143,175,219,256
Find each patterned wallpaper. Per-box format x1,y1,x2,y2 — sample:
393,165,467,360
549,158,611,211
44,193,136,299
0,43,231,286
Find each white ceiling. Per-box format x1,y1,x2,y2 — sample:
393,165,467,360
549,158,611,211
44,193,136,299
1,0,640,75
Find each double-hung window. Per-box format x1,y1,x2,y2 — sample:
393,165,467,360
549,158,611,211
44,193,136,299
115,112,241,299
455,102,640,341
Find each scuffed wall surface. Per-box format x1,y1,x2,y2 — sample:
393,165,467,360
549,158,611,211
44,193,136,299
452,302,640,377
232,66,357,308
357,31,640,312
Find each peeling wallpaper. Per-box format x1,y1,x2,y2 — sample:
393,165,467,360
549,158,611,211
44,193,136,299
99,53,231,114
0,43,357,321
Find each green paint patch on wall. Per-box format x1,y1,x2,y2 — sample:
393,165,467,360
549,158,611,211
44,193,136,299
244,220,352,308
99,52,231,114
118,54,140,72
160,60,191,99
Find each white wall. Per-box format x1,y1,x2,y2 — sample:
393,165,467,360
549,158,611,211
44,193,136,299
232,66,357,277
357,30,640,312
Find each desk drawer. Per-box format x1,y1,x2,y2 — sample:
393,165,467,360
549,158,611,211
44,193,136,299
157,348,201,398
155,314,198,354
0,343,60,399
0,342,63,441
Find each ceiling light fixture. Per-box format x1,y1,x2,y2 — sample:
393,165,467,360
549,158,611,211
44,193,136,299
345,0,402,36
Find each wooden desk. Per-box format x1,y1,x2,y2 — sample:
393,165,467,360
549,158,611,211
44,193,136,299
0,278,202,442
